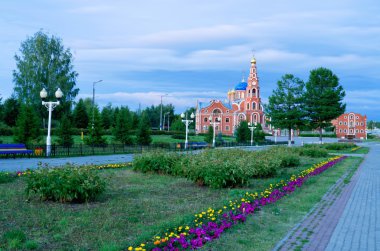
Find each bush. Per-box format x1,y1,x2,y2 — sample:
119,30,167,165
25,166,106,202
171,134,185,139
322,143,356,150
249,152,282,177
279,154,301,167
183,149,253,188
299,146,328,158
265,146,301,168
132,151,182,175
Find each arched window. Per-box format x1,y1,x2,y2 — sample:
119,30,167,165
252,89,256,97
253,114,257,123
252,102,256,110
247,103,250,110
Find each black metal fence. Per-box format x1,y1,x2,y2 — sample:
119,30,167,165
1,140,288,158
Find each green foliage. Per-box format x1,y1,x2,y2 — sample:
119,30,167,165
57,114,74,147
144,104,175,129
0,172,17,184
72,98,89,129
171,133,185,139
299,145,329,158
25,166,106,202
13,30,79,118
136,112,152,145
2,95,20,127
304,67,346,141
266,146,301,168
101,103,113,130
132,150,182,175
322,143,355,150
236,121,250,143
14,104,41,144
265,74,305,143
113,107,133,144
170,118,185,132
253,123,265,143
0,122,13,136
204,125,213,144
84,107,106,146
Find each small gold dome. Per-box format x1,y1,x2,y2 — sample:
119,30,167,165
251,56,256,64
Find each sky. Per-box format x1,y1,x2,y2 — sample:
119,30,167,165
0,0,379,120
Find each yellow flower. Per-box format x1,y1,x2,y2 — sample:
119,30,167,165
128,247,133,251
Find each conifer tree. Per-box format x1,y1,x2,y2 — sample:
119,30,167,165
265,74,305,145
72,98,89,129
84,107,106,145
113,107,133,144
14,104,41,144
204,125,214,144
253,123,265,143
236,121,250,143
57,114,74,147
136,112,152,145
304,68,346,143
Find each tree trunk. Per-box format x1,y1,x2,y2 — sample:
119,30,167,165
288,128,292,146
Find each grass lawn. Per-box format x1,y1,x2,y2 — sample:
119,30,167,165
0,155,360,250
327,146,370,154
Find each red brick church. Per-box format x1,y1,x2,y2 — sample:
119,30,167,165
195,57,268,136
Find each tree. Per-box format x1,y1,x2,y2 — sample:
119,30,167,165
236,121,250,143
113,107,133,144
136,112,152,145
101,103,113,130
13,30,79,119
170,117,186,132
84,107,106,145
57,114,74,147
14,104,41,144
304,67,346,143
204,125,214,144
265,74,305,145
253,123,266,143
144,104,175,129
72,98,89,129
2,96,20,127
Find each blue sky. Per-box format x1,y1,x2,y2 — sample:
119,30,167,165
1,0,379,120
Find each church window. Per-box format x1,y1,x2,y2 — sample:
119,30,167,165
339,129,342,133
361,122,364,126
356,129,359,133
252,89,256,97
226,118,230,123
356,116,359,119
226,126,230,131
339,122,342,125
247,103,250,110
361,130,364,133
344,122,347,125
204,117,208,122
344,129,347,133
252,102,256,110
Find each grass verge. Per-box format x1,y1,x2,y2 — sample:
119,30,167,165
201,157,362,251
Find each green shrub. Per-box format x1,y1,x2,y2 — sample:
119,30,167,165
249,152,282,177
300,146,328,158
265,146,301,168
25,166,106,202
183,149,253,188
171,134,185,139
279,154,301,167
0,172,16,184
322,143,356,150
132,151,182,175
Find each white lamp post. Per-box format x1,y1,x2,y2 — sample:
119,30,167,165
209,116,221,147
248,122,257,146
181,112,195,149
40,87,63,157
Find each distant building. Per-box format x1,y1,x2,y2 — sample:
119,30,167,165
331,112,367,139
195,57,268,136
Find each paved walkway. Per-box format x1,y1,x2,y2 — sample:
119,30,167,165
326,143,380,251
274,142,380,250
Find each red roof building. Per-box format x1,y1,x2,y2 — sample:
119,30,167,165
195,57,268,136
331,112,367,139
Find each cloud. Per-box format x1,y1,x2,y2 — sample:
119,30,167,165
345,90,380,112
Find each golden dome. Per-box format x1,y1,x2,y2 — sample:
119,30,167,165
251,56,256,64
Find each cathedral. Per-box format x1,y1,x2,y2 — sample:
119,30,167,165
195,57,268,136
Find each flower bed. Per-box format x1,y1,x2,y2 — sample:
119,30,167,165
350,146,361,152
128,155,347,251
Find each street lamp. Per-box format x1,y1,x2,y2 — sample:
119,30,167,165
209,115,221,147
159,94,168,131
181,112,195,149
40,87,63,157
92,80,103,129
248,122,257,146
